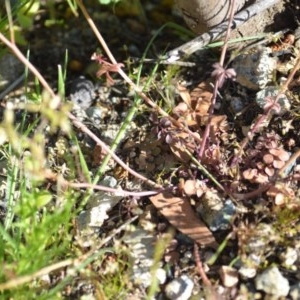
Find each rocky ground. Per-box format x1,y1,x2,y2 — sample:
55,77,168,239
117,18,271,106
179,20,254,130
1,0,300,299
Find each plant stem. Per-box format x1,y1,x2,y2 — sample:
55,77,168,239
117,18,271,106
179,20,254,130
198,0,236,159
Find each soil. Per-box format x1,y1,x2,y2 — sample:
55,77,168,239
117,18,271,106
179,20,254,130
233,0,297,38
2,0,300,299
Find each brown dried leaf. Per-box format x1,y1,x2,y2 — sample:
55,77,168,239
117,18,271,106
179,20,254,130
176,82,191,107
150,192,218,248
169,140,191,162
169,132,199,162
210,115,229,133
202,144,222,165
190,81,213,115
200,115,228,142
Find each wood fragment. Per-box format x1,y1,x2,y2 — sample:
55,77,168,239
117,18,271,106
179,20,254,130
166,0,281,59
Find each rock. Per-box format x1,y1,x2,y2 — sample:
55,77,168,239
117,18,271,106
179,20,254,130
256,86,291,114
99,123,121,145
69,76,95,109
280,247,298,267
75,176,123,247
219,266,239,288
168,1,289,59
255,266,290,297
85,106,103,126
165,275,194,300
123,227,167,288
196,190,235,231
290,283,300,300
238,266,257,279
242,223,279,262
233,47,277,90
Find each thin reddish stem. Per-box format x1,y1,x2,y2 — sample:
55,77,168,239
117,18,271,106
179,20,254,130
0,31,162,190
75,0,202,144
231,54,300,166
194,243,212,286
197,0,236,159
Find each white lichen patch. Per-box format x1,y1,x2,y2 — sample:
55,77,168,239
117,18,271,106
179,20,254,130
233,47,277,90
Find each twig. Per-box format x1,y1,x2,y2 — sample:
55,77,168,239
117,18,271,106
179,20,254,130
166,0,280,60
0,32,55,98
67,181,159,197
233,183,272,200
278,148,300,178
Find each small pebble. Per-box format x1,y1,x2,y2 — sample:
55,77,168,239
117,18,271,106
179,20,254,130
219,266,239,287
280,247,298,267
255,266,290,297
165,275,194,300
239,266,257,279
69,76,95,109
86,106,103,126
290,283,300,300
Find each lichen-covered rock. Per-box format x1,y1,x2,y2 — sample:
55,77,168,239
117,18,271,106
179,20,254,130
256,86,291,114
69,76,95,109
233,47,277,90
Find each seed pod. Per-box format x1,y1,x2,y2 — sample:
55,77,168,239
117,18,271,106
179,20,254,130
176,0,249,34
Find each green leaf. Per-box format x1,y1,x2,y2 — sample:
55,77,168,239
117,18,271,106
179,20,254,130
35,190,52,208
98,0,121,5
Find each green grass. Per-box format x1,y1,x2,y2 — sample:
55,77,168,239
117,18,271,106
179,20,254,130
0,1,184,298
